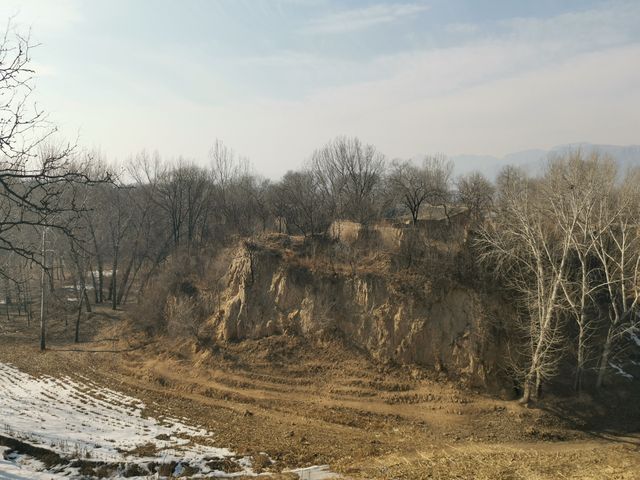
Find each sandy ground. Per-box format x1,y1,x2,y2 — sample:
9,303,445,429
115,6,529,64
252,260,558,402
1,305,639,479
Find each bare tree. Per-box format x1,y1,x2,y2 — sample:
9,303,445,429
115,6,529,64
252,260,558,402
0,23,50,160
103,186,132,310
388,161,429,225
589,165,640,388
312,136,386,225
0,26,110,275
209,139,252,234
456,171,495,224
0,24,116,351
178,162,211,249
271,170,329,237
477,163,580,403
389,155,453,224
547,152,615,392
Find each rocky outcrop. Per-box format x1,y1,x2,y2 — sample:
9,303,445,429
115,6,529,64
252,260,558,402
210,242,502,384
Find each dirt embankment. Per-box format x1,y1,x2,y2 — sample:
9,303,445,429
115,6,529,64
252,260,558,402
209,238,507,387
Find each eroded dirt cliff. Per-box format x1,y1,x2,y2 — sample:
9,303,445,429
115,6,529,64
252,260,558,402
209,238,505,385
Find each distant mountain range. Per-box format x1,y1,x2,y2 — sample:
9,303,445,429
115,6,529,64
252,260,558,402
451,143,640,178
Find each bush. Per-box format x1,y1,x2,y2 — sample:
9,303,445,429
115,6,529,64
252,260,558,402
131,250,229,341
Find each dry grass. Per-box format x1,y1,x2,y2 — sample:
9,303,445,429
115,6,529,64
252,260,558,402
358,442,640,479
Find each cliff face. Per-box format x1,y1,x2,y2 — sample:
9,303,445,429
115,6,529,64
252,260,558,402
210,243,501,384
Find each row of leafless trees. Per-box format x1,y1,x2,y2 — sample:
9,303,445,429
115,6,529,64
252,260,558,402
56,137,475,307
272,137,487,235
477,153,640,402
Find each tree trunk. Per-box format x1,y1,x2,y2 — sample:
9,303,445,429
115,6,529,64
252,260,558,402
75,287,85,343
98,263,104,303
40,229,46,352
521,374,533,404
116,254,135,305
59,256,66,281
24,271,32,327
596,328,613,388
111,247,118,311
89,263,99,304
107,274,113,301
574,324,585,392
122,260,142,305
76,261,92,314
83,289,92,313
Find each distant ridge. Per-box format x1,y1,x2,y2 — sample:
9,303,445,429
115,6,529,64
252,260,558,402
452,143,640,178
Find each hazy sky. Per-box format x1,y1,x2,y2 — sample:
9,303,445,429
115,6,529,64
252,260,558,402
3,0,639,177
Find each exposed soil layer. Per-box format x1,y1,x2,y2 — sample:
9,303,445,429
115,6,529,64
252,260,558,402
210,238,507,388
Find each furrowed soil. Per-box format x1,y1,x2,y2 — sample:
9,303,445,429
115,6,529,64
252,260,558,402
1,306,639,479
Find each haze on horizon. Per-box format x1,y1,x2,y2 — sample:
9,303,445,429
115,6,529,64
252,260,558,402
3,0,639,178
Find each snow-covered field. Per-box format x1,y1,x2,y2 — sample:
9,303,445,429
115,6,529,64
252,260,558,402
0,362,338,479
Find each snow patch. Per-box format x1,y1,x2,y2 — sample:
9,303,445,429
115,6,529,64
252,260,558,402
0,362,249,477
0,447,67,479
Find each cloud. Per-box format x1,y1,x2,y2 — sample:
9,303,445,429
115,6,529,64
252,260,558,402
498,1,640,53
71,42,638,178
256,1,640,101
303,2,429,34
170,0,640,175
236,51,323,68
0,0,82,34
36,0,640,178
444,23,479,35
217,43,640,177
